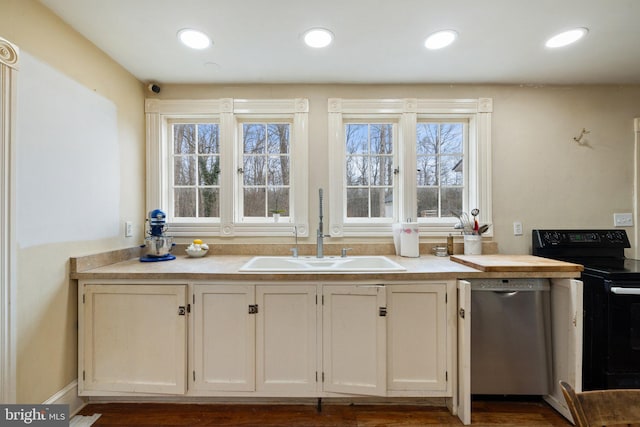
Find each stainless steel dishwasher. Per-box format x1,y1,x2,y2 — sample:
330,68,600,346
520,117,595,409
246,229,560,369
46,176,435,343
470,278,552,395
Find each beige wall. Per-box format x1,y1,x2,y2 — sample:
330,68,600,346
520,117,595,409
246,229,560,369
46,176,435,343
1,0,145,403
2,0,640,405
156,84,640,255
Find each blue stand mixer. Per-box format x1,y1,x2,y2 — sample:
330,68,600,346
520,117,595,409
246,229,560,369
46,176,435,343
140,209,176,262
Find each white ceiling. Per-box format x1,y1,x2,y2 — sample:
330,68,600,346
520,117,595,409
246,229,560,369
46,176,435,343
39,0,640,85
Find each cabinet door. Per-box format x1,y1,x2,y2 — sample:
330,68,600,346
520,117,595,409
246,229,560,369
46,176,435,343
191,284,255,391
456,280,471,425
544,278,583,421
387,284,448,392
81,284,187,395
256,285,318,392
322,285,386,396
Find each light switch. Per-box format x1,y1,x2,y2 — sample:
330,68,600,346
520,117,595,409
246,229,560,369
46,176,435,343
513,221,523,236
613,213,633,227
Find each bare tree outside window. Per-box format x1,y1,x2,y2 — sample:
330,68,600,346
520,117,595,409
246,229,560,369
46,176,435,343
416,122,464,218
173,123,220,218
242,122,290,218
345,123,394,218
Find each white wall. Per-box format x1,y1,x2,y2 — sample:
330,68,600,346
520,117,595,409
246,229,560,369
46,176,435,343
157,83,640,255
17,51,121,248
1,0,145,403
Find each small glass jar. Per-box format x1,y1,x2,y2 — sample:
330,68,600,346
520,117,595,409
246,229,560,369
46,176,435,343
432,246,448,257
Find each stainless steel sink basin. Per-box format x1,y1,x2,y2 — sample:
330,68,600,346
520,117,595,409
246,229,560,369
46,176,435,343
239,255,406,272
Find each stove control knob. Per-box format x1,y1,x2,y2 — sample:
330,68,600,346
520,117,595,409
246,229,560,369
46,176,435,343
542,232,557,244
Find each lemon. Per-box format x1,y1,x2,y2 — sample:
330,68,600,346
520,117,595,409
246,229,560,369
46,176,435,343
193,239,203,245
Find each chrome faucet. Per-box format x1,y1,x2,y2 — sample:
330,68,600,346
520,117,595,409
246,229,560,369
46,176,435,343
317,188,329,258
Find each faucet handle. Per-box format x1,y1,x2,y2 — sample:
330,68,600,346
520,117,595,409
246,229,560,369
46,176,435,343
290,247,299,258
341,247,352,258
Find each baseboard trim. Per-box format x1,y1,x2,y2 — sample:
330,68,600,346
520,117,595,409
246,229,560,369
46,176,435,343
83,395,447,406
43,380,85,416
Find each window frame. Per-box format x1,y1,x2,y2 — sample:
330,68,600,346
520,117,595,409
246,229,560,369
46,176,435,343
328,98,492,237
415,117,469,222
235,116,294,224
168,118,222,223
342,117,400,224
145,98,309,238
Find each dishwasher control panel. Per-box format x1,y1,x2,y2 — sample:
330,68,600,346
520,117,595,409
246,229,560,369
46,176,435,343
469,278,550,292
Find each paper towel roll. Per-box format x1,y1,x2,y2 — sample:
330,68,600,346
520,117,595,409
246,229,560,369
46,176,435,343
400,222,419,257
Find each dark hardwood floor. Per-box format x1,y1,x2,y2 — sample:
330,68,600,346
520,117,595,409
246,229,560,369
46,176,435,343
78,399,572,426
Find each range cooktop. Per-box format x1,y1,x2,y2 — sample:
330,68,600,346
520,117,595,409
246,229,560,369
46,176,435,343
532,229,640,281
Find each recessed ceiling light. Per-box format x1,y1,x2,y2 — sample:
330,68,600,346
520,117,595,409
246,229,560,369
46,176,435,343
545,28,588,48
424,30,458,50
303,28,334,48
178,29,211,50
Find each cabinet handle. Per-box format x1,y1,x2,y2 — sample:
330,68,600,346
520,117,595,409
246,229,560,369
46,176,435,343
379,307,387,317
248,304,259,314
178,306,186,316
459,308,466,319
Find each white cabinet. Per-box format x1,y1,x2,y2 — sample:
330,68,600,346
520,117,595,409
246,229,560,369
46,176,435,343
190,284,318,393
191,284,255,392
544,279,584,420
387,283,450,393
79,283,187,395
78,279,453,399
456,280,472,425
256,285,318,392
322,285,387,395
322,282,452,397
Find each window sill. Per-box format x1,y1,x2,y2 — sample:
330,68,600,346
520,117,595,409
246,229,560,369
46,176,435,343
167,221,308,238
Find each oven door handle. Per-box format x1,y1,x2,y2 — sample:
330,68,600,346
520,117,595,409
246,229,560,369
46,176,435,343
610,287,640,295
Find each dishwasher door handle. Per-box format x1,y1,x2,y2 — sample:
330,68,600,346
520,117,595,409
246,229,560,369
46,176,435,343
611,287,640,295
493,290,519,296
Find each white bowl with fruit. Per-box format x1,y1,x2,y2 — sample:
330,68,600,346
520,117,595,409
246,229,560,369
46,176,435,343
186,239,209,257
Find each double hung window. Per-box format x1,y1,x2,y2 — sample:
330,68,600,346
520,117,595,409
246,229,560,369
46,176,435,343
171,122,221,220
146,98,309,237
240,122,291,219
416,121,466,218
345,122,395,219
328,98,492,237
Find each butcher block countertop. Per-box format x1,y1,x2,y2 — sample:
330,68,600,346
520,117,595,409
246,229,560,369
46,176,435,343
71,247,583,281
450,254,583,273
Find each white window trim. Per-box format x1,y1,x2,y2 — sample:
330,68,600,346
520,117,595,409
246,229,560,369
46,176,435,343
328,97,492,237
145,98,309,237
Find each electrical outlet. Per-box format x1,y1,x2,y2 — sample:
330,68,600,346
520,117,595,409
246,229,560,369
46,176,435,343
614,213,633,227
513,221,523,236
125,221,133,237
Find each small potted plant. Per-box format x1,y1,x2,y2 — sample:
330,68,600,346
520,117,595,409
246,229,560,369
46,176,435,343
270,209,285,222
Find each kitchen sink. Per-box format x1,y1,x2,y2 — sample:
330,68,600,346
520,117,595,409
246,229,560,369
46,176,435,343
239,255,406,272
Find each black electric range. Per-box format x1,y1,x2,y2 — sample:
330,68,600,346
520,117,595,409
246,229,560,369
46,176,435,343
532,229,640,390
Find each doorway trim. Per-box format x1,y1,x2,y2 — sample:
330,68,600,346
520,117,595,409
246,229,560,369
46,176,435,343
634,118,640,260
0,36,18,404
